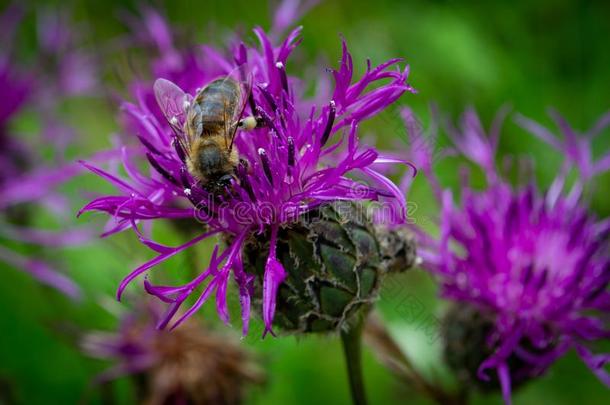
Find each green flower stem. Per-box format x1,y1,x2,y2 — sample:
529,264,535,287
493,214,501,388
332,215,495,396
341,315,368,405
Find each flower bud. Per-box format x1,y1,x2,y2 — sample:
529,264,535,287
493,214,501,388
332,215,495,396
243,201,416,334
442,303,550,394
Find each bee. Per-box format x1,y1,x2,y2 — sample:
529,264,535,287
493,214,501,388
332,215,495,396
154,76,261,194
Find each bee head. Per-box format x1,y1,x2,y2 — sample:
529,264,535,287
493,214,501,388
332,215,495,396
204,173,235,196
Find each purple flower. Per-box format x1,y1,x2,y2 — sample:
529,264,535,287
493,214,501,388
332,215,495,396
80,10,416,336
35,7,100,154
81,301,166,382
81,300,264,403
407,108,610,404
36,7,99,98
0,5,102,300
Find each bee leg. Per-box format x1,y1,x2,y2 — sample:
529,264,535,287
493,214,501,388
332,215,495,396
237,116,265,131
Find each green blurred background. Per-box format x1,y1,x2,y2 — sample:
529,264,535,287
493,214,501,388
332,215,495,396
1,0,609,404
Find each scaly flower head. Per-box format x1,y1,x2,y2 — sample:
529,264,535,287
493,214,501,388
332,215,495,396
407,108,610,404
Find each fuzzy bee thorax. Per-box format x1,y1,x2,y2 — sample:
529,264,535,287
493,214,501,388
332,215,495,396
187,135,238,184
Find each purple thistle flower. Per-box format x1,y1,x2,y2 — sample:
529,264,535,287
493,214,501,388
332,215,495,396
0,94,83,298
81,299,264,403
36,7,99,98
81,301,171,382
407,108,610,404
0,5,103,299
80,11,416,336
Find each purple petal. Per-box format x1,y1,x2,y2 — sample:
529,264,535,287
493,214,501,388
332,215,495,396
576,345,610,386
0,245,81,300
271,0,318,37
117,230,218,300
215,269,231,325
262,256,286,337
262,226,286,337
0,222,94,247
497,362,513,405
515,113,562,150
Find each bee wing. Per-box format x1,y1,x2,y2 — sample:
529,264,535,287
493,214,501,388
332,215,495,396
154,78,193,150
153,78,190,122
233,66,254,120
224,67,254,150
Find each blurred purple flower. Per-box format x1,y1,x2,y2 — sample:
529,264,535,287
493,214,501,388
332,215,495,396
0,66,82,297
270,0,319,39
0,67,30,130
118,6,183,78
516,109,610,182
37,8,99,97
81,300,264,403
80,7,416,335
0,59,32,182
35,7,100,155
407,108,610,404
81,302,165,382
0,4,103,300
